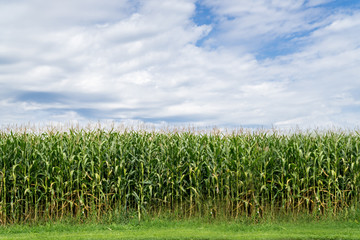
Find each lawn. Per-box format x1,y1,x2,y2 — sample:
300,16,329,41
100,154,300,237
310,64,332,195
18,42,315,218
1,219,359,240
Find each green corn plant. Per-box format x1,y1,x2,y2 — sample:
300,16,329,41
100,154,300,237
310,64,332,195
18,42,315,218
0,126,360,224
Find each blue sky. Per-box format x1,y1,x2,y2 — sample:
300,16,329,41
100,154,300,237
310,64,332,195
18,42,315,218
0,0,360,129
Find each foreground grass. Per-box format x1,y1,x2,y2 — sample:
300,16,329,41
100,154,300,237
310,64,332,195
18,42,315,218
1,218,360,240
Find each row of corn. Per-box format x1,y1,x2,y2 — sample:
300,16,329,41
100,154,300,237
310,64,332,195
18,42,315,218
0,129,359,223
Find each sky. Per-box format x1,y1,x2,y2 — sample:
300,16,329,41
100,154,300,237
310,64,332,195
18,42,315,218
1,0,360,129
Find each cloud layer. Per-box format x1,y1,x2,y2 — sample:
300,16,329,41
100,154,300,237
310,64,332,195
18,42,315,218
0,0,359,129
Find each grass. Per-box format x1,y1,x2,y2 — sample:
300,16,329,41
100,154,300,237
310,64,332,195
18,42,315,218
1,217,360,239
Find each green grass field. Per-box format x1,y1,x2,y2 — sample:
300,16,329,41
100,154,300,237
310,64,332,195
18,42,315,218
1,218,360,239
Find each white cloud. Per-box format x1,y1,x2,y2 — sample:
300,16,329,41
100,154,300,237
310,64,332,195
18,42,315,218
305,0,334,7
0,0,359,129
201,0,333,53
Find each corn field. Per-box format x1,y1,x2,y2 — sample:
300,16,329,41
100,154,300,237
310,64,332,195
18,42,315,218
0,128,360,224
